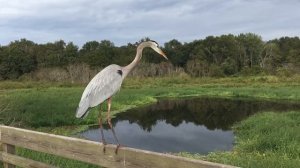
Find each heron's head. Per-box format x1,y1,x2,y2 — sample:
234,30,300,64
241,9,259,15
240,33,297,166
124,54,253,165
148,40,168,60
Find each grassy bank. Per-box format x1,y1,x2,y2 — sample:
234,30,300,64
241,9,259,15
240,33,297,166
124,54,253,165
0,86,300,128
1,78,299,128
0,75,299,90
179,111,300,168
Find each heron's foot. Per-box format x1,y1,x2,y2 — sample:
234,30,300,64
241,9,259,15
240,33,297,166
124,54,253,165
115,144,121,154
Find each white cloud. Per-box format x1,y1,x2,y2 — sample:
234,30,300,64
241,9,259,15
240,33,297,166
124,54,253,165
0,0,299,46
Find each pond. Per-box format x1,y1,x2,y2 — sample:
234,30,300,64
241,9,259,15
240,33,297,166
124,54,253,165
79,97,300,154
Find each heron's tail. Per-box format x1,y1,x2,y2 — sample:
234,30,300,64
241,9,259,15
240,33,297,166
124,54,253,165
76,99,90,118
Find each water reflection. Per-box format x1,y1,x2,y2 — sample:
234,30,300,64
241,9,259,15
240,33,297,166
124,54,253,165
112,97,300,131
80,97,300,154
82,121,234,154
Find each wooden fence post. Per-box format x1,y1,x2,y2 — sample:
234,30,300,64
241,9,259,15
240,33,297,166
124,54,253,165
2,144,16,168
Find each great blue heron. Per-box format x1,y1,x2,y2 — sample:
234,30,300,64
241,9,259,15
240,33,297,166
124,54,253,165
76,40,168,153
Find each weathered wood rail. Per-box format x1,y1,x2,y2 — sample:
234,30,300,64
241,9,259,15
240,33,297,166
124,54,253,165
0,125,237,168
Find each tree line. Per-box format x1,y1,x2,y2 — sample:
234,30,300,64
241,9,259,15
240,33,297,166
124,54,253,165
0,33,299,80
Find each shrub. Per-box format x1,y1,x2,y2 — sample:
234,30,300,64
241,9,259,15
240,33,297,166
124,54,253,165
209,64,224,77
276,67,295,77
240,66,263,76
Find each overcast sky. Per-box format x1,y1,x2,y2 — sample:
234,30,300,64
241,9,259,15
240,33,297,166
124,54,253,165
0,0,299,46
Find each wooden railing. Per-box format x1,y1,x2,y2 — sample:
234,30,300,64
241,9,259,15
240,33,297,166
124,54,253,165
0,125,237,168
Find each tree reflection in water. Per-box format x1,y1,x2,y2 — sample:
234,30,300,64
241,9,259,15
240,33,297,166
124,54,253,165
111,97,300,131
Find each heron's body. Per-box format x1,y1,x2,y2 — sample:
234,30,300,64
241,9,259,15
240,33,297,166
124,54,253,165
75,41,167,153
76,64,123,118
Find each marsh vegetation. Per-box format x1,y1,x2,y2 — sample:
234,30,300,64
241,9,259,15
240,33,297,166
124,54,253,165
0,76,299,167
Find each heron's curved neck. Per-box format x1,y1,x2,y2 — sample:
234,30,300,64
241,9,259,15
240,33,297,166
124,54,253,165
122,43,148,77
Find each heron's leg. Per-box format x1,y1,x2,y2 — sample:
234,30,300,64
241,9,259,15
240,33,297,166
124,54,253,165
98,105,106,152
107,97,121,154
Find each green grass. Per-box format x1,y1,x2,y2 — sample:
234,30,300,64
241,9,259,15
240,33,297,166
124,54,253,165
0,75,299,90
1,76,299,127
1,85,299,128
179,111,300,168
0,76,300,167
0,87,158,127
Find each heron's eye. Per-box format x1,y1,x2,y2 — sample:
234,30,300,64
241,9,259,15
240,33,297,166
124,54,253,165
117,70,123,76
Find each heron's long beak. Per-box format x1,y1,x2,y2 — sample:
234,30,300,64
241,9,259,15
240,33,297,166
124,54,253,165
157,48,168,60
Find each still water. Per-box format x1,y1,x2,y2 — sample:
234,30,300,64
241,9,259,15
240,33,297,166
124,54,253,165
79,97,300,154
